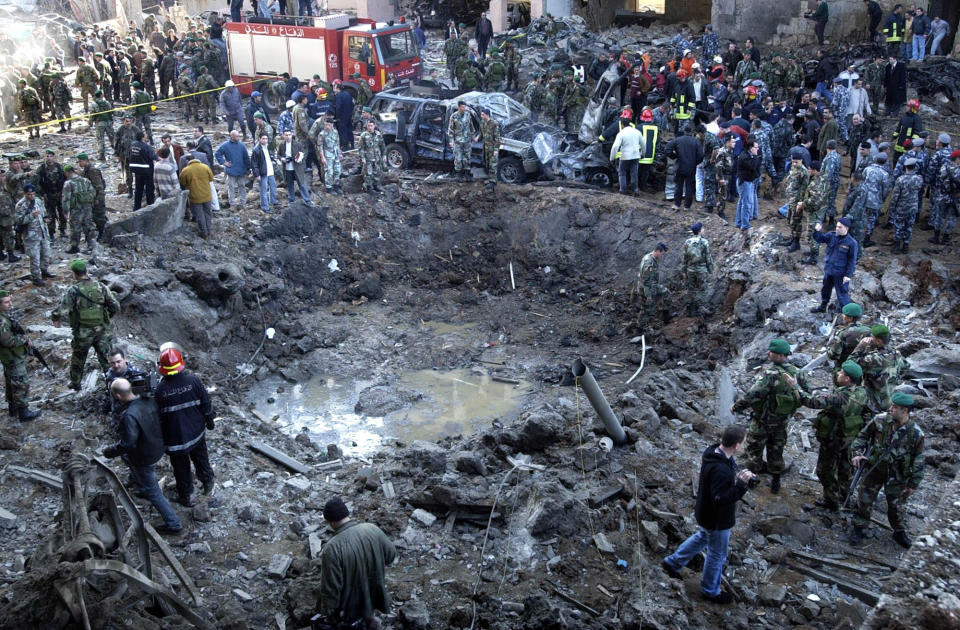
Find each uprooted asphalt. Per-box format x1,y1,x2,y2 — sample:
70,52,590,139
0,113,958,629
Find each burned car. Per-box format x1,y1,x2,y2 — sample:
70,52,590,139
369,89,545,183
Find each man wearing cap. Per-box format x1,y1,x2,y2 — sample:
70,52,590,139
850,325,908,414
358,120,387,195
637,243,669,331
61,165,98,256
448,101,475,183
800,360,869,511
828,303,871,370
925,133,952,240
244,90,270,139
52,259,120,390
0,171,20,263
113,115,139,195
477,108,500,188
36,150,67,243
810,217,858,312
0,290,41,421
132,80,154,142
800,160,830,264
88,90,115,160
14,184,54,286
860,155,890,248
887,157,922,253
681,223,713,318
938,152,960,245
318,496,397,628
849,392,924,547
75,57,100,112
195,67,218,124
77,153,108,239
731,338,809,493
219,79,246,140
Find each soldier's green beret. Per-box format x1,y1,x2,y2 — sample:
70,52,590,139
362,106,372,113
871,324,890,339
95,51,103,57
768,338,792,355
132,80,141,88
94,89,102,96
841,360,863,380
253,111,264,119
76,152,89,160
841,302,862,318
0,290,8,298
17,78,25,84
123,113,133,119
891,392,914,408
44,149,55,155
69,259,87,273
458,22,466,28
63,164,74,172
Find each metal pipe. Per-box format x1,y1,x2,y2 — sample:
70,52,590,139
572,358,626,444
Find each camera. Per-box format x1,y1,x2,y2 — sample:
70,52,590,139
129,372,156,397
747,476,761,489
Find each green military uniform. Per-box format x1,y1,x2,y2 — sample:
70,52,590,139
444,36,463,81
503,43,521,92
358,125,387,193
353,74,374,126
485,54,506,92
79,155,108,238
801,361,869,508
447,108,475,179
75,60,100,112
195,70,217,123
177,71,197,121
319,125,342,192
14,190,52,283
784,162,811,244
562,80,588,134
17,81,41,138
90,94,115,160
51,260,120,390
733,338,810,479
802,171,830,258
50,79,71,132
141,56,156,98
95,55,113,95
681,231,713,317
478,114,500,185
850,393,924,541
114,119,140,191
0,295,34,418
36,154,67,241
0,181,16,258
715,144,734,218
460,64,483,91
132,85,153,142
637,250,668,330
293,102,311,145
863,61,885,113
827,303,870,371
849,325,908,414
117,55,132,103
61,168,98,254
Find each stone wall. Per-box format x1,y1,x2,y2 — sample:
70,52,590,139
663,0,711,24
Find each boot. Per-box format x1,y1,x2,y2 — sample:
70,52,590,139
810,302,827,313
770,474,781,494
892,239,902,253
848,526,865,545
786,238,800,252
943,234,952,245
66,245,80,254
892,530,912,548
929,231,941,244
801,253,818,265
41,270,55,279
902,241,909,254
862,233,876,248
31,277,45,287
7,252,20,263
742,231,751,250
814,497,840,511
17,406,40,422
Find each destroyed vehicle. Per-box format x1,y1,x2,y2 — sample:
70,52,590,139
369,89,541,184
579,63,665,144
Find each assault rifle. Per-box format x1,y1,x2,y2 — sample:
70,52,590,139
844,443,872,509
11,317,55,377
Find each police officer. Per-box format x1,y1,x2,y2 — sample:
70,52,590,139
51,259,120,391
731,338,810,493
681,222,713,318
887,157,922,253
0,290,41,421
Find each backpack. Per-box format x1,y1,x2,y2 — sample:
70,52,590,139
74,177,96,205
74,281,106,326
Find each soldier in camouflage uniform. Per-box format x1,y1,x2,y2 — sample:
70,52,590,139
504,41,521,92
447,101,475,182
783,156,810,252
318,117,342,194
460,63,483,91
827,302,871,371
939,156,960,244
681,223,713,317
359,119,387,194
176,67,197,122
484,50,506,92
16,79,41,138
637,243,669,331
478,108,500,187
94,52,113,98
36,150,67,242
925,135,952,242
701,126,721,213
14,184,54,286
0,172,19,262
52,258,120,390
158,50,177,100
821,140,842,218
77,153,107,239
860,155,890,248
842,172,869,256
195,67,218,124
444,34,464,81
733,52,757,89
351,72,373,126
849,325,908,414
887,157,923,253
0,290,41,421
715,134,735,221
89,90,115,160
75,57,100,113
800,360,869,510
541,76,559,127
522,74,544,121
849,392,924,548
113,115,139,193
731,338,809,493
50,76,72,133
141,50,157,99
132,81,154,143
116,54,132,104
760,53,785,100
863,55,885,113
562,75,588,134
799,162,829,264
61,164,98,256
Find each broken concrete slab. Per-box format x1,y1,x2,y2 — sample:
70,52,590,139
248,440,310,474
308,533,323,559
759,583,788,606
232,588,254,602
0,506,17,529
411,509,437,527
593,532,615,553
104,190,187,241
268,554,293,579
285,476,311,492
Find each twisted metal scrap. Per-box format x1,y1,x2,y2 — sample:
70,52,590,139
53,453,211,630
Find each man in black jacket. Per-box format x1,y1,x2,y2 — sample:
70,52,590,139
474,12,493,60
661,425,756,604
155,346,215,507
129,130,156,210
102,377,182,534
864,0,883,43
668,124,704,210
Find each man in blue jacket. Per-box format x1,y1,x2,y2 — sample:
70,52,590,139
662,425,756,605
215,130,252,210
219,80,247,140
810,216,858,313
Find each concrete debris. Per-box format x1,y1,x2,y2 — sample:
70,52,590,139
411,509,438,527
268,554,293,579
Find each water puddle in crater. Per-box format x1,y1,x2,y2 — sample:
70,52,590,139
248,369,531,456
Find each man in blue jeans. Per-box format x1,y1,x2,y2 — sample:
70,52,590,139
810,217,858,312
661,424,756,604
102,378,182,535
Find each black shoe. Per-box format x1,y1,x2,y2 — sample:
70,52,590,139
892,239,902,253
815,498,840,511
892,530,912,548
810,303,827,313
661,559,683,580
18,407,40,422
154,523,183,535
862,238,876,248
801,254,818,265
848,526,865,545
771,474,781,494
31,278,46,287
929,231,941,244
777,234,794,245
902,242,909,254
7,252,20,263
41,270,55,279
202,480,215,495
786,238,800,253
703,591,734,605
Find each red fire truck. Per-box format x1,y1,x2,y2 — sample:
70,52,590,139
224,14,421,110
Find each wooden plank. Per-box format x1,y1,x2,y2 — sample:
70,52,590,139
247,440,310,474
789,562,880,606
788,550,869,574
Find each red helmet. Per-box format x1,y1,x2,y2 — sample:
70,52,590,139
640,110,653,122
676,69,689,79
317,87,327,97
620,109,632,119
745,86,757,96
158,348,185,375
908,99,919,110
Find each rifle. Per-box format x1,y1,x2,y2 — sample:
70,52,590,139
801,312,842,373
11,316,55,377
844,442,872,509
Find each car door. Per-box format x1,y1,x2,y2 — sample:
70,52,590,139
416,102,446,160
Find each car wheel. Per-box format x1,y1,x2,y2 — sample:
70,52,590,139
261,84,281,115
386,143,411,170
497,156,525,184
585,167,614,188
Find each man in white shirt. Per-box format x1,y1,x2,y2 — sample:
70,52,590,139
845,78,872,132
279,130,311,206
252,133,278,213
610,114,645,196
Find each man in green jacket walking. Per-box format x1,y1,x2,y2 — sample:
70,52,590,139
319,497,397,629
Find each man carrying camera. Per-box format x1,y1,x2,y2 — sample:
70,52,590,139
103,347,149,414
661,424,756,605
